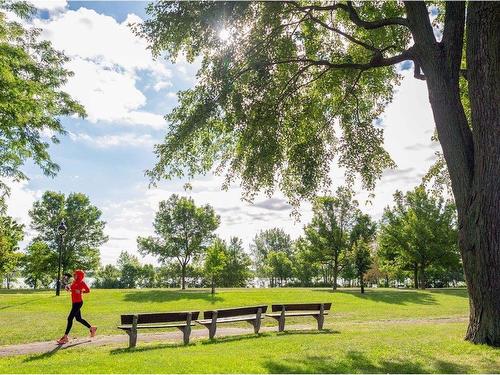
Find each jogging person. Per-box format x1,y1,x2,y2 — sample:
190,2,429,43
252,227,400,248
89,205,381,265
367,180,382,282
57,269,97,344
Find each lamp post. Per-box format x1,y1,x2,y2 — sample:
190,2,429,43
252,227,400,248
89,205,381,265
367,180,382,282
56,220,67,296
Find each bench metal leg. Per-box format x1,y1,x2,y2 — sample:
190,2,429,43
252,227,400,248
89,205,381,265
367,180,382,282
209,311,218,339
251,308,262,334
179,312,192,345
127,315,138,348
278,307,286,332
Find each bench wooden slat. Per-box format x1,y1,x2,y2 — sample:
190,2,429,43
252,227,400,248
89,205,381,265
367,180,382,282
196,315,264,325
117,322,196,330
266,311,329,317
121,311,200,325
271,303,332,312
203,305,268,319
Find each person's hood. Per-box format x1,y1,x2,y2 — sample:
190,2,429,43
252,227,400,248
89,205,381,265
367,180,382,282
74,269,85,281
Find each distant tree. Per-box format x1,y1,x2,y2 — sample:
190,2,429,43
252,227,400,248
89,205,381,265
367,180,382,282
292,237,320,286
117,251,142,289
137,195,220,289
0,1,85,203
251,228,293,281
0,215,23,288
378,186,459,289
352,241,373,293
21,241,55,289
220,237,252,287
204,238,228,294
29,191,107,280
94,264,121,289
264,250,294,287
139,264,156,288
304,187,359,290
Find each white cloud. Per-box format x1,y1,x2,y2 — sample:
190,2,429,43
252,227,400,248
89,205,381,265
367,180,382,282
69,132,155,148
32,9,171,128
153,80,173,92
30,0,67,12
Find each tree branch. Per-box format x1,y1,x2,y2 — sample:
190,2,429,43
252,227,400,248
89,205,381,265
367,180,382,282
442,1,466,77
287,1,409,29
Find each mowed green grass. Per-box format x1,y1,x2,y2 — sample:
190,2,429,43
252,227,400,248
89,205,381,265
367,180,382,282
0,288,498,373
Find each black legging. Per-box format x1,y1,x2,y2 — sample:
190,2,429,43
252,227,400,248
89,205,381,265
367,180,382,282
65,302,91,335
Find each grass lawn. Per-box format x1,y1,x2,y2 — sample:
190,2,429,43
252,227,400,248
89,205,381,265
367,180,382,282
0,288,498,373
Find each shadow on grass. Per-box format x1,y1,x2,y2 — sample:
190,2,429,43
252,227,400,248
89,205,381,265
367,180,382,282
263,350,472,373
122,289,223,304
427,289,468,298
110,329,338,355
314,289,438,305
0,298,45,310
22,340,91,362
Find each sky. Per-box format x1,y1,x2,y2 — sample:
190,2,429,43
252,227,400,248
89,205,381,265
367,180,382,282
7,0,441,266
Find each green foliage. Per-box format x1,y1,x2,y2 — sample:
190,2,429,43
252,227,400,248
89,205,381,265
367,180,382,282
220,236,252,287
0,214,23,287
352,240,372,293
135,1,411,205
251,227,293,278
204,238,228,294
21,241,54,289
303,186,360,288
263,250,294,287
93,264,121,289
137,194,220,289
0,1,85,201
117,251,142,289
28,191,107,277
378,185,460,289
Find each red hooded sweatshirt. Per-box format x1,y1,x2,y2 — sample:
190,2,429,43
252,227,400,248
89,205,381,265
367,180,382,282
70,270,90,303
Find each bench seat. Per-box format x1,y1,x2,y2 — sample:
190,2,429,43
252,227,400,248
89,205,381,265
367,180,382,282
117,322,196,330
266,311,329,318
118,311,200,347
196,314,264,325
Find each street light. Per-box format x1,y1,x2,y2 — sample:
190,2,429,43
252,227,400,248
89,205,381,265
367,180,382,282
56,220,67,296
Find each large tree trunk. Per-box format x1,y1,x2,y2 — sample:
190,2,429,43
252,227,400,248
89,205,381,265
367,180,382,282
406,1,499,346
462,1,500,346
413,264,419,289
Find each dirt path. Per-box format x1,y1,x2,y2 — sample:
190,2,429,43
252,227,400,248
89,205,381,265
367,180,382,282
0,317,467,357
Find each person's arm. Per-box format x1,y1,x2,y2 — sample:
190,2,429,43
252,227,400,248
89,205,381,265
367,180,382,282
81,281,90,294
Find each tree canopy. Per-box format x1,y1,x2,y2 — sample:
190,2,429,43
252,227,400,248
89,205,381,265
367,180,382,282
137,194,220,289
0,1,85,201
29,191,107,276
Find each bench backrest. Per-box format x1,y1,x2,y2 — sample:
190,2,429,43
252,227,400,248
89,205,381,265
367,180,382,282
121,311,200,325
271,303,332,312
203,305,268,319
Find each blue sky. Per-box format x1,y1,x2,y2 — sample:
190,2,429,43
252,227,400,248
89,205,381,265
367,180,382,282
8,1,441,266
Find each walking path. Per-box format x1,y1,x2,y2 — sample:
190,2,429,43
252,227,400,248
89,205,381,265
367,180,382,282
0,317,467,357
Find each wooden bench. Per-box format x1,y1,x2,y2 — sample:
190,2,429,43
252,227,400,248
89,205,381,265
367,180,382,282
266,303,331,331
118,311,200,347
196,305,268,339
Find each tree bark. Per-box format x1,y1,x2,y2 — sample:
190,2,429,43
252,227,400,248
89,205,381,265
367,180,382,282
413,264,419,289
211,277,215,295
332,256,338,290
360,274,365,294
419,264,426,290
406,0,499,346
462,1,500,346
181,264,186,290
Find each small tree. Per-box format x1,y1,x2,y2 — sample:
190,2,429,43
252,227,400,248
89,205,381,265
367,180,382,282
352,241,372,294
0,215,24,288
264,251,294,287
94,264,121,289
22,241,55,289
29,191,107,279
220,237,252,287
137,195,220,289
117,251,142,289
204,238,227,295
378,186,459,289
251,228,293,285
